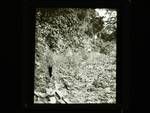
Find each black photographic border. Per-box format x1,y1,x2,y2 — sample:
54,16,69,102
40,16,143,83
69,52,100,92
21,0,131,112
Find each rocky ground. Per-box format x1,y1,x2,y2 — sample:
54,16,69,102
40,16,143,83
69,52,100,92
34,47,116,104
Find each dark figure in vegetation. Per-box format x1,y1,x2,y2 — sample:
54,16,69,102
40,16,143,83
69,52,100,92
48,66,53,78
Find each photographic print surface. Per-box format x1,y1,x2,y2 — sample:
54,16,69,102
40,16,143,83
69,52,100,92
34,8,117,104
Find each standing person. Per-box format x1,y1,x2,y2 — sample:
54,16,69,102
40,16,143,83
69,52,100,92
45,44,54,78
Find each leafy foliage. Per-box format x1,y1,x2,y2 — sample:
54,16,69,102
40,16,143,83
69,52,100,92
34,8,117,103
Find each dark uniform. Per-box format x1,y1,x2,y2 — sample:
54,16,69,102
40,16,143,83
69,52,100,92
45,46,54,79
48,66,52,78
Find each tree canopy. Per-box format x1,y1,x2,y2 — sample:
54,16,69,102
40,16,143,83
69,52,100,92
35,8,116,54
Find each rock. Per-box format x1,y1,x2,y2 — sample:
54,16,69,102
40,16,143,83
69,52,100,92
46,88,53,95
107,99,114,103
34,100,44,104
50,97,56,103
34,91,47,98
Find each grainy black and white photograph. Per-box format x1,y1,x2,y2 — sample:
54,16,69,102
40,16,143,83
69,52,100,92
34,8,117,104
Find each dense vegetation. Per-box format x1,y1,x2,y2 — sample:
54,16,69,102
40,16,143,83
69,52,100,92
34,8,117,103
